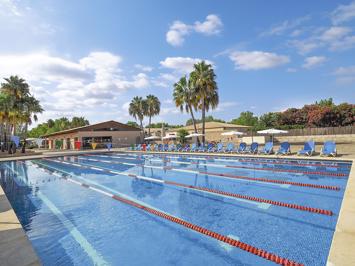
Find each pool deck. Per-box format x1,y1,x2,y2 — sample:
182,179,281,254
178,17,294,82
0,148,354,266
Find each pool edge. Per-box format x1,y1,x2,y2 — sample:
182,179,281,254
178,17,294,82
0,185,41,266
327,159,355,266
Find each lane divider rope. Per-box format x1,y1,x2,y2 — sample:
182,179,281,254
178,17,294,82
48,158,333,216
80,156,341,191
29,160,303,266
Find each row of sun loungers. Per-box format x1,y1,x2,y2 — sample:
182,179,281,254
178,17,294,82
131,141,337,157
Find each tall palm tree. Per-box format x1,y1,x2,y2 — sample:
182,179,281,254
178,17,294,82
145,95,161,135
129,96,147,131
173,76,199,134
190,61,219,143
0,93,13,150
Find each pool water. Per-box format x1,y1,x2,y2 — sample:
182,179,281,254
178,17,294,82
0,153,352,266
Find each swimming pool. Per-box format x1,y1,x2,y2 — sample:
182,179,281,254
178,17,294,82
0,152,352,265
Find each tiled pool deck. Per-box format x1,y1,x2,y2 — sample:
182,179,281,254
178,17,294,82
0,148,354,266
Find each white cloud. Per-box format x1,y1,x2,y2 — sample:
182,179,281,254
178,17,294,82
0,0,22,16
166,14,222,46
134,64,153,72
334,65,355,84
260,16,310,37
229,51,290,70
289,26,355,54
302,56,327,69
286,68,298,73
194,14,223,35
160,57,214,73
0,51,151,123
331,1,355,25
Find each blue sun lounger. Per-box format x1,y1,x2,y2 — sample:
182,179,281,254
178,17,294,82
168,144,176,152
236,142,247,153
214,143,224,153
224,143,235,153
146,144,151,151
190,143,198,152
320,141,337,157
207,143,214,152
276,142,291,155
182,144,190,152
260,142,273,155
157,144,163,151
297,141,315,156
163,144,169,151
176,144,182,151
246,142,258,154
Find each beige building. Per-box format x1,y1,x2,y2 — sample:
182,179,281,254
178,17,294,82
156,122,250,143
42,120,142,150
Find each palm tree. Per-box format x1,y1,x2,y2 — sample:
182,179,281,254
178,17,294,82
129,96,147,131
173,76,199,134
145,95,161,135
0,93,13,151
190,61,219,143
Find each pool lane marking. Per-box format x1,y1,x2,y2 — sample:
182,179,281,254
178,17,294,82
29,161,303,266
110,153,350,169
45,158,268,209
148,157,346,177
4,164,108,266
80,156,288,188
79,156,342,191
49,158,335,216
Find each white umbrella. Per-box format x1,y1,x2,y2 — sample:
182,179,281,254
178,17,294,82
185,133,204,138
257,128,288,142
162,134,177,140
144,136,161,140
221,131,244,136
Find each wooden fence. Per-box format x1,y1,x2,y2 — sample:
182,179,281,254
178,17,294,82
281,126,354,136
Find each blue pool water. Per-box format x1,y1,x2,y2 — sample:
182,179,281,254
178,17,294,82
0,152,352,266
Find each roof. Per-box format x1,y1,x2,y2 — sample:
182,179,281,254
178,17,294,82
179,121,250,131
42,120,141,137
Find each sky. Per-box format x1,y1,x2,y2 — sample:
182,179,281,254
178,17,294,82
0,0,354,127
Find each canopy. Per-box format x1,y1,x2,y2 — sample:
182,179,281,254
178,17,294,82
162,134,177,140
144,136,161,140
185,133,205,138
221,131,245,136
257,128,288,134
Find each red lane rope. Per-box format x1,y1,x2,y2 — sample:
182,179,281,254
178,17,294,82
165,181,333,216
199,171,340,191
78,156,341,191
224,165,346,177
237,159,350,169
110,194,304,266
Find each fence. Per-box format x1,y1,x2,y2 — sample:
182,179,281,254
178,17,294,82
283,126,355,136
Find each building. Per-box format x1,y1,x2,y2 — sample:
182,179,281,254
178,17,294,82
172,122,251,142
42,120,142,150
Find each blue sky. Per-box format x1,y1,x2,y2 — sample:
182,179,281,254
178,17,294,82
0,0,354,127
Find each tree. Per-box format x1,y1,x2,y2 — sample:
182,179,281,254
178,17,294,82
71,117,89,128
190,61,219,143
316,98,334,107
173,76,199,134
145,95,160,135
0,76,43,153
177,129,189,144
128,96,147,131
258,112,281,129
126,121,139,128
231,111,258,126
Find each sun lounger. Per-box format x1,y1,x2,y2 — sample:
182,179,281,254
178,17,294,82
163,144,169,151
176,144,182,151
320,141,337,157
190,143,198,152
207,143,214,152
168,144,176,152
146,144,151,151
298,141,315,156
236,142,247,153
157,144,163,151
213,143,223,153
276,142,291,155
246,142,258,154
182,144,190,152
260,142,273,155
224,143,235,153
